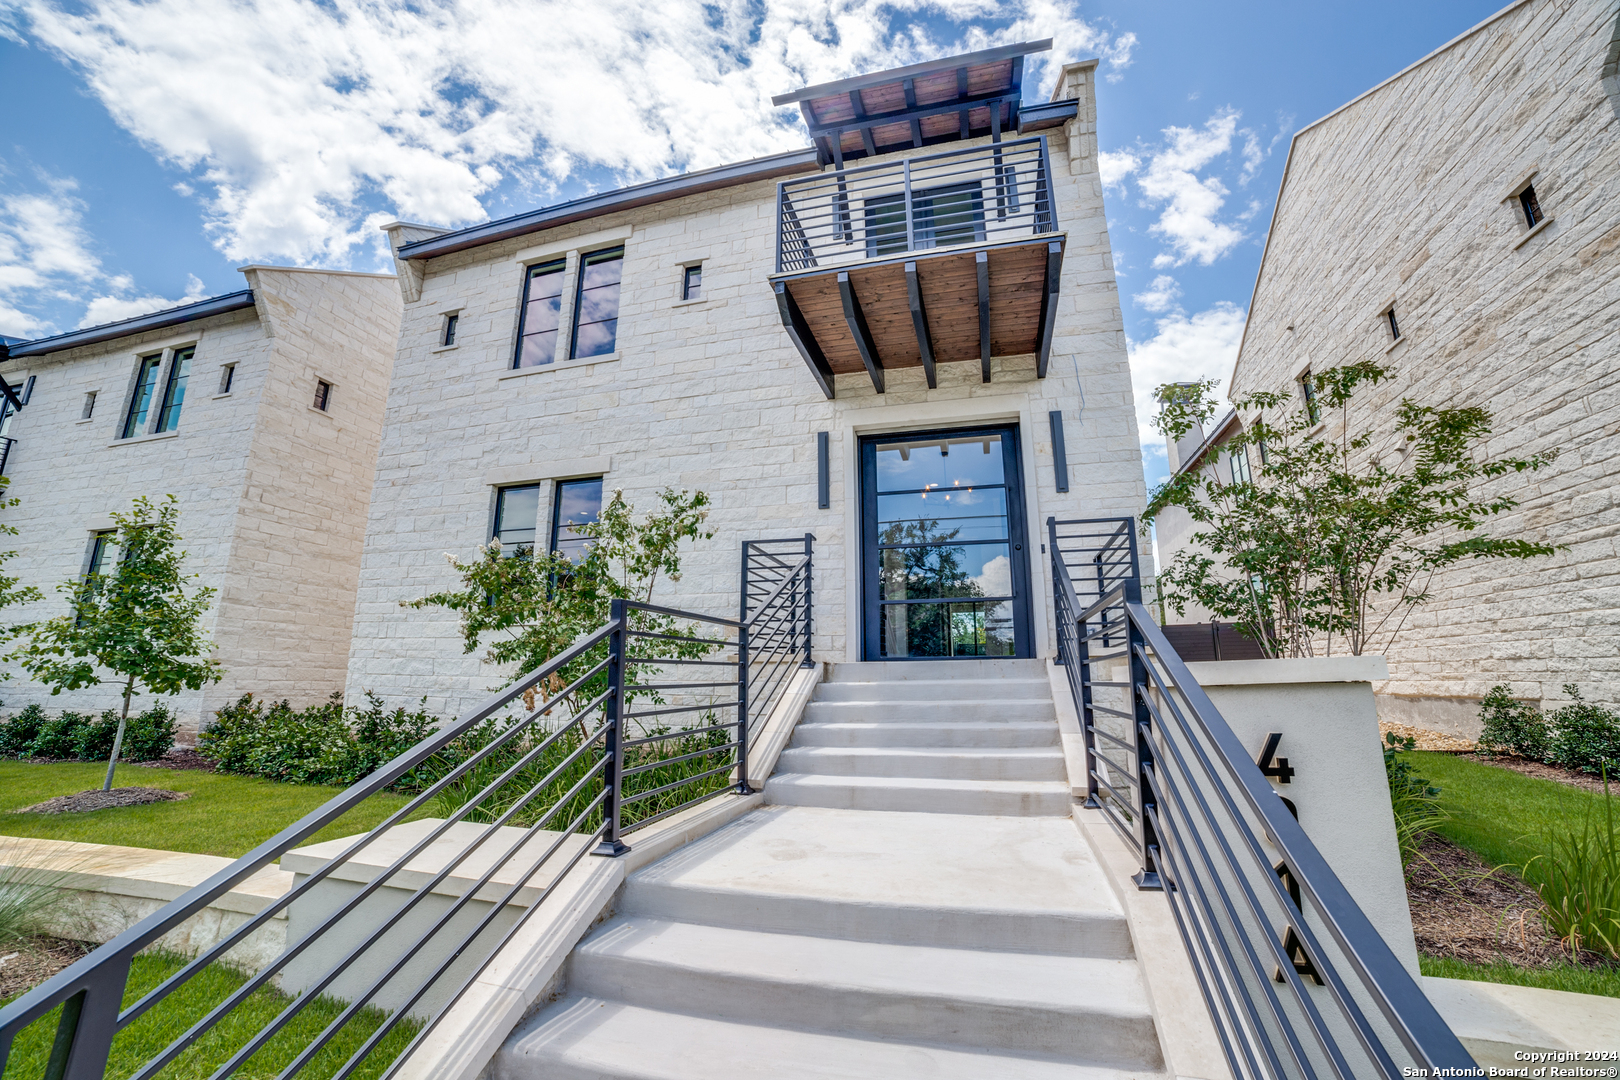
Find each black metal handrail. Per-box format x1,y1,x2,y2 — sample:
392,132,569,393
0,435,14,477
0,537,814,1080
1049,516,1473,1079
774,136,1057,273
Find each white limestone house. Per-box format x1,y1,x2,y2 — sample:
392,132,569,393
346,43,1152,716
1160,0,1620,733
0,267,402,731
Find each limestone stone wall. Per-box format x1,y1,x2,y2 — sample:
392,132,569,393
343,64,1152,719
0,269,401,734
1229,0,1620,729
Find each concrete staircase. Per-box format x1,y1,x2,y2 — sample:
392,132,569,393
493,660,1168,1079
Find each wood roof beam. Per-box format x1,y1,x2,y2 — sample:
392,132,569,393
904,261,937,389
838,271,885,394
976,250,991,383
1035,240,1064,379
775,281,836,399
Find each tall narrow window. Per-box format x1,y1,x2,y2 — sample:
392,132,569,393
682,264,702,301
493,484,541,553
313,380,332,411
442,312,459,347
515,260,565,368
86,530,117,578
571,247,623,359
82,391,97,420
1229,444,1252,485
1519,184,1544,228
156,346,194,433
1300,368,1320,425
0,389,19,437
123,354,163,438
1386,308,1401,340
219,364,236,395
551,477,604,562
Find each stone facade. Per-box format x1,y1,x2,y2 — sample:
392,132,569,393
1,268,402,733
344,62,1152,719
1218,0,1620,734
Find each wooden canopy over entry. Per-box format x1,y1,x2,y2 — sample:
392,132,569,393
773,237,1064,398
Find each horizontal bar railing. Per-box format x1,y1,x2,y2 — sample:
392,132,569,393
0,535,814,1080
774,136,1057,273
1047,516,1474,1078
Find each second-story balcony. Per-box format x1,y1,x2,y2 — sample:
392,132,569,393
771,136,1064,398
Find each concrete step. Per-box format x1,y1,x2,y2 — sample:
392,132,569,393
800,699,1056,723
812,678,1052,702
620,807,1133,958
496,999,1163,1080
565,918,1162,1066
766,772,1072,816
825,658,1048,682
776,744,1066,781
791,719,1059,747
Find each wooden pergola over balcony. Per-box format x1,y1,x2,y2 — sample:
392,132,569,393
771,136,1064,398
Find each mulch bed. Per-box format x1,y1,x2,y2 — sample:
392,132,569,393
0,937,92,1000
1406,834,1616,971
138,748,217,772
1458,753,1614,796
16,787,190,814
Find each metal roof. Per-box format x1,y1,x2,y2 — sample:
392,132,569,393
1,290,258,362
770,40,1051,106
397,148,821,261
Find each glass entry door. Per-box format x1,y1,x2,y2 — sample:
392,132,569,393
860,425,1034,660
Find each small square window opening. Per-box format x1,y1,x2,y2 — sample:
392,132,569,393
313,380,333,411
442,312,459,347
682,264,702,301
1386,308,1401,341
219,364,236,394
1519,183,1544,229
82,391,97,420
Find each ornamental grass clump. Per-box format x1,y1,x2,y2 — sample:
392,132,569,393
1383,732,1446,868
1526,770,1620,960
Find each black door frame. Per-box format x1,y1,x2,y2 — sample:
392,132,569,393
859,422,1035,661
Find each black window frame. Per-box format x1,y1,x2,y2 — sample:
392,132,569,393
1229,443,1252,485
1386,308,1401,341
155,345,195,434
864,181,988,258
570,247,624,360
492,483,542,554
122,354,164,439
681,263,702,301
1300,367,1321,425
442,312,459,347
1519,183,1544,229
313,380,333,412
219,364,236,395
84,530,118,579
550,477,604,562
514,259,567,369
82,390,97,420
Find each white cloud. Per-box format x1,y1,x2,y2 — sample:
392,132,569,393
79,274,208,328
972,553,1011,598
1125,302,1247,447
1137,108,1244,268
10,0,1138,267
1132,274,1181,314
1097,149,1139,193
0,177,101,338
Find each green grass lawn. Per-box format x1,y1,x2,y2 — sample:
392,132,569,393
1,950,419,1080
0,761,423,858
1409,751,1615,885
1420,955,1620,998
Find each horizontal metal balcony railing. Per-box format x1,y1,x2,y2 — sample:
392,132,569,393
775,136,1057,274
0,538,813,1080
1049,517,1475,1079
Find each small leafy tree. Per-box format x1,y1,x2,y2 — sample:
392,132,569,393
405,487,715,711
14,495,222,789
1145,361,1560,657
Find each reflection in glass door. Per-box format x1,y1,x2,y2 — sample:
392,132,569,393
861,425,1033,660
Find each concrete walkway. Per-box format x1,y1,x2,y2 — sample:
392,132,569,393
494,659,1168,1078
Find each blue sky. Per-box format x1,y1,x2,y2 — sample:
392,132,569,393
0,0,1505,489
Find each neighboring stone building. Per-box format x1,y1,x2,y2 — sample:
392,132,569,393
1191,0,1620,734
345,44,1152,716
0,267,402,732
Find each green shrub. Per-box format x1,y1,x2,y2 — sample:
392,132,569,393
122,705,177,761
199,692,439,788
1527,771,1620,960
1477,684,1549,760
30,712,91,759
1547,685,1620,777
0,704,47,758
1384,732,1446,867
